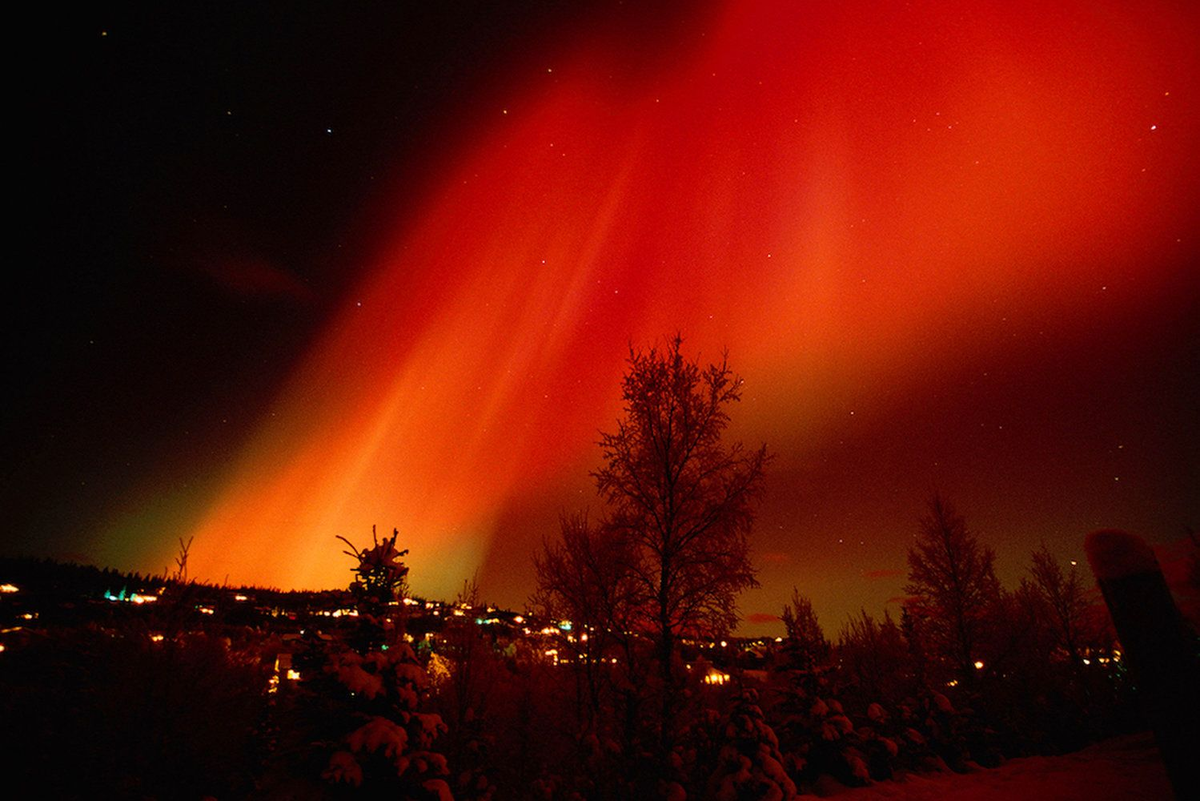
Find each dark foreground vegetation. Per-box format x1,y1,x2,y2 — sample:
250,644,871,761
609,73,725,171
3,340,1196,799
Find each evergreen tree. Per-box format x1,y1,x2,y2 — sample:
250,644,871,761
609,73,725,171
707,688,797,800
280,527,453,800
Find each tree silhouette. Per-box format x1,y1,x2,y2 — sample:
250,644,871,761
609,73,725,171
780,587,830,675
904,495,1000,686
439,576,500,801
282,528,451,800
593,335,768,757
846,609,908,694
1026,543,1091,673
337,526,410,615
532,512,639,739
173,536,193,584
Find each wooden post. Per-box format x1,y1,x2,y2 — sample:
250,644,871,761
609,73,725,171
1085,529,1198,800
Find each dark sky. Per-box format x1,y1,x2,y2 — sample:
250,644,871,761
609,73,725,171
8,1,1198,635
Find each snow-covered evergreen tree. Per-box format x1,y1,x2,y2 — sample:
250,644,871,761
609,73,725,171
707,688,797,800
277,527,453,800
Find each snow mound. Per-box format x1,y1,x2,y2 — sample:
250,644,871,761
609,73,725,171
824,733,1171,800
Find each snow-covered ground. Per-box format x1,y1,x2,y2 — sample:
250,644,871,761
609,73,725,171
817,733,1173,800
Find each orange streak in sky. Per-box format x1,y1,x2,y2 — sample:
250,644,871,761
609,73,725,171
180,0,1197,598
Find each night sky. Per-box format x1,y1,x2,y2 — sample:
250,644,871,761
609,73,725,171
9,0,1198,635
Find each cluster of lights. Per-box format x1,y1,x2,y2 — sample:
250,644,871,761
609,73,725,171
268,655,303,693
1081,651,1121,666
103,590,158,604
703,669,730,686
1,583,875,688
318,609,360,618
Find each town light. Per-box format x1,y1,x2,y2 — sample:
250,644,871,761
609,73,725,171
703,669,730,685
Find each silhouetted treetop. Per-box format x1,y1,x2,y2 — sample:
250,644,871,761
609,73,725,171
594,335,769,640
905,494,1001,684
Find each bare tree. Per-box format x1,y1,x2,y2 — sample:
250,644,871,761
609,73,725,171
440,575,502,800
593,335,768,755
443,576,498,730
1027,543,1091,668
837,608,907,703
532,512,639,737
780,587,830,673
904,495,1001,685
173,536,193,584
